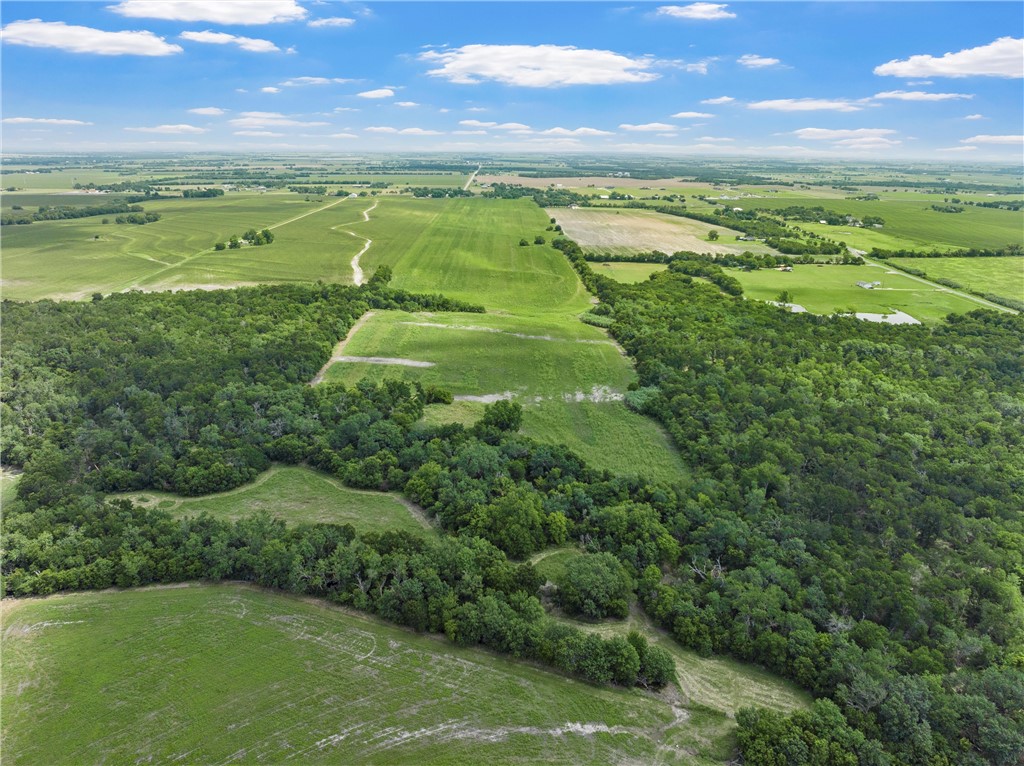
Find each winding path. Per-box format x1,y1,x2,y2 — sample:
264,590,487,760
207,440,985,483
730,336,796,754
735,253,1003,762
309,311,376,385
337,201,379,286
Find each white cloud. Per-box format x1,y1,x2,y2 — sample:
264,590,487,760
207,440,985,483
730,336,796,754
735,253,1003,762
962,134,1023,145
229,111,328,128
280,76,351,86
420,44,659,87
358,88,395,98
109,0,306,24
234,130,284,137
308,17,356,28
656,3,736,20
874,37,1023,78
833,137,901,149
748,98,864,112
180,30,279,53
937,146,978,152
738,54,781,69
906,80,933,86
329,132,358,138
460,119,496,127
701,96,734,104
680,59,717,75
364,126,442,135
620,122,676,131
188,106,226,115
2,117,92,125
793,128,897,140
466,107,488,112
454,129,488,135
261,87,281,93
964,114,984,120
873,90,973,101
539,127,614,136
694,136,733,142
657,133,678,138
333,107,360,112
671,111,714,118
395,101,420,107
125,124,207,134
1,19,182,55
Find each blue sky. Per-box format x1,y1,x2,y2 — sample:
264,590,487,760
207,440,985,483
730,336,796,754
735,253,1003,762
2,1,1021,160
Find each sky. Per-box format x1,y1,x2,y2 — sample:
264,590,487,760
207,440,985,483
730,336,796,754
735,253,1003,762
1,0,1022,161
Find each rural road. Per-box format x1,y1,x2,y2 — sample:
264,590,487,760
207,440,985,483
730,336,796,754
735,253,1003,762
309,311,376,385
863,258,1017,314
463,165,482,191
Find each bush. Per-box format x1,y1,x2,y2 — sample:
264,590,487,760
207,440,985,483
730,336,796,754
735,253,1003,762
556,552,633,620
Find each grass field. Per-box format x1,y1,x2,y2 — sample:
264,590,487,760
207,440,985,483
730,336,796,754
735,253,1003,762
2,584,738,765
1,470,21,510
549,207,775,257
593,262,668,283
889,257,1024,301
732,263,993,322
114,465,432,536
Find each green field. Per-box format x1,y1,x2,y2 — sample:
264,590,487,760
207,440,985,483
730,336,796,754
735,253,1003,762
593,262,668,283
890,257,1024,302
1,470,21,510
2,584,741,765
115,465,432,536
731,263,995,322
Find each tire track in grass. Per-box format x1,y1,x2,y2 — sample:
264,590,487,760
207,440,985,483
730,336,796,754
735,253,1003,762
332,201,378,286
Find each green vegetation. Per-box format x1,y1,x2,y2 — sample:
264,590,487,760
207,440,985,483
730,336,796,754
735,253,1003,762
555,552,634,619
891,256,1024,303
1,584,722,766
593,261,668,283
118,465,431,537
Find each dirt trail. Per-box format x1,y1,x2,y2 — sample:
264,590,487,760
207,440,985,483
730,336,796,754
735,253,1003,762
338,201,379,286
310,311,375,385
463,165,482,191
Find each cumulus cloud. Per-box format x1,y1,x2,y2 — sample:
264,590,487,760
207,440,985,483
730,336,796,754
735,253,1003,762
694,136,733,142
620,122,676,131
1,19,182,55
109,0,306,24
874,37,1023,78
234,130,284,137
261,87,281,93
539,127,614,136
656,3,736,20
364,126,442,135
280,76,351,86
833,137,901,149
793,128,897,140
125,124,207,134
358,88,395,98
873,90,973,101
180,30,279,53
229,111,328,128
460,119,496,127
748,98,864,112
2,116,92,125
308,17,356,28
701,96,734,104
420,44,659,87
188,106,226,115
937,146,977,152
964,114,984,120
962,134,1023,144
672,111,714,118
395,101,419,107
329,132,358,138
737,54,781,69
453,129,488,135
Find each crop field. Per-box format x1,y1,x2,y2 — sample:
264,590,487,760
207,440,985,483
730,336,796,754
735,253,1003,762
115,466,432,536
548,207,774,256
2,584,736,766
731,262,997,322
593,261,668,283
890,257,1024,301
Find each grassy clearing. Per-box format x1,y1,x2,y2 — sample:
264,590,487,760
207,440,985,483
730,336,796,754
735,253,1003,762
731,263,988,322
361,197,590,314
531,547,582,583
891,257,1024,301
549,207,774,257
593,261,668,283
114,465,431,536
2,584,733,765
1,470,21,510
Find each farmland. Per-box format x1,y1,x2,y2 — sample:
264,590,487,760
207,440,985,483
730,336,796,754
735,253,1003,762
116,465,432,536
887,256,1024,302
1,584,736,766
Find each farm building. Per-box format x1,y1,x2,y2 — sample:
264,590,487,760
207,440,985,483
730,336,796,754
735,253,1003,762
856,281,882,289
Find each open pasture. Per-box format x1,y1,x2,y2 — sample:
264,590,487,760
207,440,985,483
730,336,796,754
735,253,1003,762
594,261,668,283
1,584,731,765
360,197,589,314
116,465,431,536
549,207,773,257
890,257,1024,302
731,263,990,322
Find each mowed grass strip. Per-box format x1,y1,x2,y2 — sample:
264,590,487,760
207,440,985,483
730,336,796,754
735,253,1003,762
114,465,431,536
731,263,987,322
2,584,727,766
892,257,1024,301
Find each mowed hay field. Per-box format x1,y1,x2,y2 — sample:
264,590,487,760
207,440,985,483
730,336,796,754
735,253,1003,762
732,263,995,322
892,257,1024,302
548,207,774,257
115,465,432,536
2,585,732,766
321,311,689,484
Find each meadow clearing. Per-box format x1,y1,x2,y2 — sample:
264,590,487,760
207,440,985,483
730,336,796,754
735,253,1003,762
1,584,736,765
887,256,1024,301
593,261,668,283
116,465,432,536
